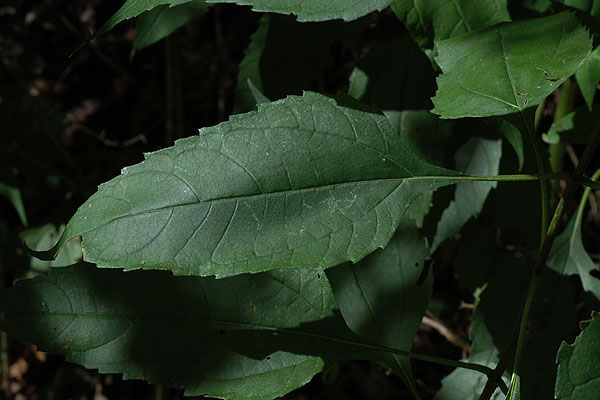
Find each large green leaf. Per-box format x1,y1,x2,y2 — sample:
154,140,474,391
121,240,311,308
0,264,371,400
35,92,461,278
576,45,600,110
432,12,592,119
134,0,209,51
431,137,502,251
555,313,600,400
348,36,436,111
96,0,195,38
327,218,432,399
391,0,510,48
206,0,392,22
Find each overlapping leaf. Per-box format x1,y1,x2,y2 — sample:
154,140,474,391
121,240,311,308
134,0,209,51
206,0,392,22
555,313,600,400
96,0,195,37
576,46,600,110
432,12,592,118
235,15,364,113
34,92,462,278
547,187,600,302
327,218,432,398
432,137,502,251
391,0,510,48
0,264,370,400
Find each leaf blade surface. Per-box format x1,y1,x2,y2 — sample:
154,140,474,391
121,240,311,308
44,92,461,277
0,264,360,400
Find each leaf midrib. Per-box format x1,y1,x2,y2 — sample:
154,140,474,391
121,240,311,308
78,175,460,236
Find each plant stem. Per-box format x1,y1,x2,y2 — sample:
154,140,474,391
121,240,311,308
507,117,600,399
521,111,550,243
278,327,509,395
577,168,600,222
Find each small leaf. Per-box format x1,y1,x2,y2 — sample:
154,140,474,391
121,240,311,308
134,0,209,51
206,0,393,22
575,45,600,110
434,314,505,400
432,12,592,119
327,218,432,398
234,14,269,113
96,0,195,38
0,264,364,400
391,0,510,48
542,104,599,145
547,190,600,302
555,313,600,400
0,182,28,226
432,137,502,251
36,92,462,278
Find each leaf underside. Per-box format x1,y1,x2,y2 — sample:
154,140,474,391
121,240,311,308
432,11,592,118
0,264,366,400
40,92,461,278
328,219,432,398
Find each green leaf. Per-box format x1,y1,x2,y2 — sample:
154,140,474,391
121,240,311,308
434,313,505,400
555,313,600,400
234,15,270,113
556,0,600,32
542,104,599,144
36,92,461,278
489,118,524,171
234,14,365,114
0,182,28,226
327,218,432,398
134,0,209,51
384,110,453,166
205,0,393,22
96,0,195,38
432,12,592,119
391,0,511,48
547,190,600,302
348,36,436,111
0,264,367,400
576,45,600,110
432,137,502,251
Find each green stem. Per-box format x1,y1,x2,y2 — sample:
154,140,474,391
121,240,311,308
272,327,509,395
521,111,550,243
576,168,600,224
507,118,600,399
